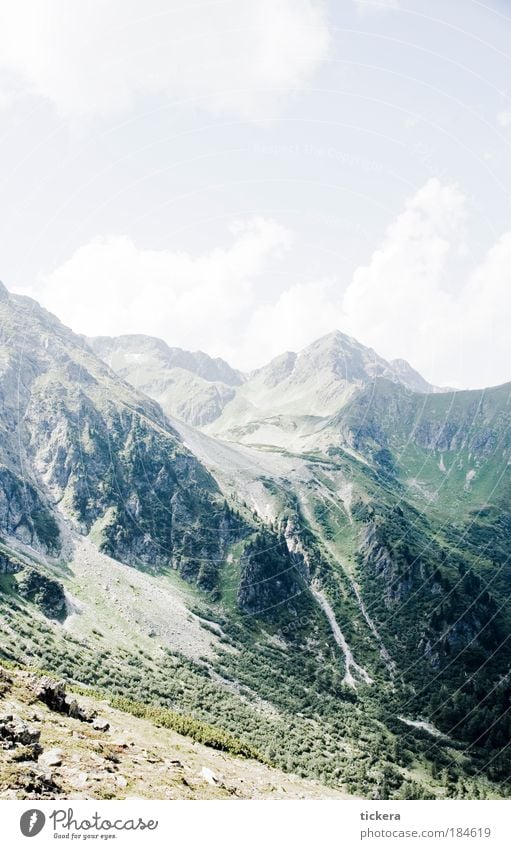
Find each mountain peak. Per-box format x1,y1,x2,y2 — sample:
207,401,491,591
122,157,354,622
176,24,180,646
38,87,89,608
307,329,362,353
295,330,391,385
316,328,355,343
91,334,243,387
296,332,439,394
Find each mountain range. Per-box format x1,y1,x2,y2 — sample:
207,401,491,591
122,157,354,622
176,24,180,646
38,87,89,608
1,279,510,801
90,330,441,436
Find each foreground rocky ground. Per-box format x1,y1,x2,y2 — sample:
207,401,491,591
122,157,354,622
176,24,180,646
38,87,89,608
0,666,350,800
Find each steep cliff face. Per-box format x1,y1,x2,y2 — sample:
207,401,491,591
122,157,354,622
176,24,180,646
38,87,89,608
336,378,511,462
0,287,246,585
237,529,306,616
0,468,60,554
353,496,506,703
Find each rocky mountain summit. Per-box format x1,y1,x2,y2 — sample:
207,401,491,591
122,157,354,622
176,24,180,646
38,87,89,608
90,334,244,427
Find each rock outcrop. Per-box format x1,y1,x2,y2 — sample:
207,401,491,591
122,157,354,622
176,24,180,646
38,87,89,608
33,678,97,724
0,549,24,575
16,569,67,621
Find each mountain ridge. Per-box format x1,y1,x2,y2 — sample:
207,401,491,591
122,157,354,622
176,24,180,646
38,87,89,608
1,280,510,801
89,329,447,441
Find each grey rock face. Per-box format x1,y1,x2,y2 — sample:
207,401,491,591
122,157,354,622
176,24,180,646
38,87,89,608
89,334,243,426
16,568,67,621
33,678,68,712
0,285,240,585
0,468,59,554
91,334,244,386
0,550,24,575
0,716,41,746
33,677,97,723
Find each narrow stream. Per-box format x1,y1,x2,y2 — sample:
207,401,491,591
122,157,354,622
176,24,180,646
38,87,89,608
310,584,373,689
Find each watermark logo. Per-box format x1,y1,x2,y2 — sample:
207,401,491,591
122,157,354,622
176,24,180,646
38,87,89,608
20,810,46,838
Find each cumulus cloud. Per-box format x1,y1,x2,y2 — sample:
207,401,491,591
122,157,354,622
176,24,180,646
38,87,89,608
19,218,293,364
340,178,511,389
341,179,467,382
0,0,330,120
240,278,340,365
18,180,511,388
456,233,511,387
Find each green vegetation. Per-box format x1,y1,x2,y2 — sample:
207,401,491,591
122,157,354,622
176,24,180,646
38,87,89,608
110,695,264,760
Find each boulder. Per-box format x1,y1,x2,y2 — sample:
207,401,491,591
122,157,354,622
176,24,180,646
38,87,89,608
0,715,41,747
39,747,63,767
0,715,42,761
33,678,96,723
201,766,219,785
33,677,67,712
67,698,96,723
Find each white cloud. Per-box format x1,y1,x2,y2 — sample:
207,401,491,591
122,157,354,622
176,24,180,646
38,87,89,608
341,178,466,382
457,233,511,387
20,219,293,364
340,178,511,389
0,0,330,121
240,278,340,365
18,180,511,389
497,110,511,127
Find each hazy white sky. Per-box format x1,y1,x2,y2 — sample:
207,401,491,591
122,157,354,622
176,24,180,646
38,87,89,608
1,0,511,388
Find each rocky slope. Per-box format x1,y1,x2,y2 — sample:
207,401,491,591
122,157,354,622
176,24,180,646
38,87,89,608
205,331,443,447
90,330,442,443
0,666,349,800
0,283,253,588
90,334,244,427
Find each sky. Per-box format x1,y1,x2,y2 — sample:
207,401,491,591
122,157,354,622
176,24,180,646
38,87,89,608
1,0,511,388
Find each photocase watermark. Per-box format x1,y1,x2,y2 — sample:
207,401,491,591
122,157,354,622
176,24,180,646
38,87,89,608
252,141,385,176
19,809,46,837
19,807,158,839
277,613,316,638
